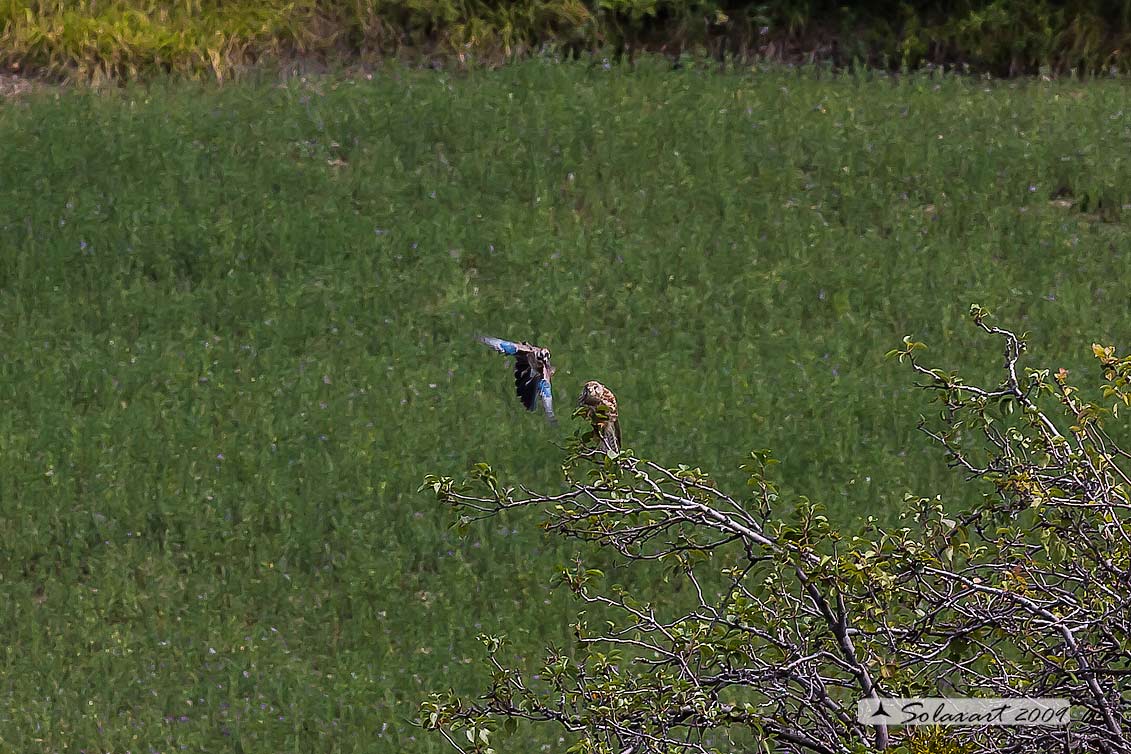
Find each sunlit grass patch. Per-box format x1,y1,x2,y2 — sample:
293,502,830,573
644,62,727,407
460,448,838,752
0,0,316,82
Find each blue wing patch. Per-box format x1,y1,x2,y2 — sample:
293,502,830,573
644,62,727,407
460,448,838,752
538,378,557,424
478,335,519,356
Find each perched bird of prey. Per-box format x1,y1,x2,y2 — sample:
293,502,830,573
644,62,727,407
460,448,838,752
577,380,620,453
477,335,557,424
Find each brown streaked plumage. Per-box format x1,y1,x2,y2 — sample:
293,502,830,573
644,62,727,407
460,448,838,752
577,380,620,453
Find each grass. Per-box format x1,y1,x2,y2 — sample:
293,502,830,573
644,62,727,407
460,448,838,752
2,60,1131,752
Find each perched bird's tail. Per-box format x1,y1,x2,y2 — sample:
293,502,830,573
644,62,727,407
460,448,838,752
598,418,620,453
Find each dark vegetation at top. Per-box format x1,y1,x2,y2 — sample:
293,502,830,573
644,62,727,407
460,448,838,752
4,0,1131,82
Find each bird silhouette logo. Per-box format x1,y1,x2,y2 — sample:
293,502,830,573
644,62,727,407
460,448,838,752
477,335,557,424
577,380,620,453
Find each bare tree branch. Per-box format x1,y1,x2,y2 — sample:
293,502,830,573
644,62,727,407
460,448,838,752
421,311,1131,754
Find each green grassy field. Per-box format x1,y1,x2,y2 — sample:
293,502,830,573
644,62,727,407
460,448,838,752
2,61,1131,752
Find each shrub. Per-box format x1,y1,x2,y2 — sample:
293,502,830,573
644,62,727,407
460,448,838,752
420,308,1131,753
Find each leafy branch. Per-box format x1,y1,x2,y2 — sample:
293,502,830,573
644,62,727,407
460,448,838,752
421,309,1131,754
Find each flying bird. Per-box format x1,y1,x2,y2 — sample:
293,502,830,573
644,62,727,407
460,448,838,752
477,335,557,424
577,380,620,453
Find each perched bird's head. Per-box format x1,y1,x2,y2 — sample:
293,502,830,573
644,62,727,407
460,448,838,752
578,380,601,407
578,380,615,410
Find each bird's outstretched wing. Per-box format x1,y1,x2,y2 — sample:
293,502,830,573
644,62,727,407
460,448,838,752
514,353,557,424
477,335,528,357
513,352,540,411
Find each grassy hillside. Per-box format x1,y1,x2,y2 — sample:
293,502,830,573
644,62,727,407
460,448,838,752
2,62,1131,751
